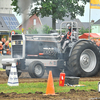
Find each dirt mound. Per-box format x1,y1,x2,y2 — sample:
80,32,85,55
0,89,100,100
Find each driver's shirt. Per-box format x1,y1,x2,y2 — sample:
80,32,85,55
67,32,72,39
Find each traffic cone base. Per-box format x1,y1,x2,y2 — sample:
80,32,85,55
7,63,19,86
43,93,58,95
44,71,58,95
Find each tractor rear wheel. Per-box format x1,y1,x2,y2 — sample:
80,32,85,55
67,40,100,77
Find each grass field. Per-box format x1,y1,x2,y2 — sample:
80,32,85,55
0,68,99,94
0,81,99,94
0,68,5,71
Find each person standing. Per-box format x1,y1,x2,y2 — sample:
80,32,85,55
0,41,3,55
3,41,9,55
1,38,4,45
2,38,6,55
8,37,11,55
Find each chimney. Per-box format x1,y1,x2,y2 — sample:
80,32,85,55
91,20,94,24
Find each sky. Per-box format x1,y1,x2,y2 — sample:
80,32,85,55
76,3,100,22
13,2,100,24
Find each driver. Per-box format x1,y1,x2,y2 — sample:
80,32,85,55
62,26,72,50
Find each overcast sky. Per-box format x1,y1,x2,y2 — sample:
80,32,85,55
13,3,100,24
76,3,100,22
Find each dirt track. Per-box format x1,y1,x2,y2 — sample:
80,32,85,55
1,71,100,100
1,71,100,84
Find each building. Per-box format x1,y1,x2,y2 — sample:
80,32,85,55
0,0,20,40
0,0,14,39
0,13,19,40
19,14,84,33
91,19,100,33
0,0,12,14
82,22,90,29
19,14,41,31
40,15,84,30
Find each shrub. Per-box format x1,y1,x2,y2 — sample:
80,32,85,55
11,30,22,34
28,27,38,34
42,25,53,34
79,27,90,35
27,25,52,34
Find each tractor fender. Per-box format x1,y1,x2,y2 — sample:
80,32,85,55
69,39,92,57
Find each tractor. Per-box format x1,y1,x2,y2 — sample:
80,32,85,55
2,21,100,78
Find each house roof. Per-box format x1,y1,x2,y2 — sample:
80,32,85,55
74,19,85,29
94,19,100,24
82,22,90,29
0,13,19,32
39,15,84,29
0,14,9,31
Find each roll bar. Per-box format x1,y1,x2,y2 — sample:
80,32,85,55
60,21,79,41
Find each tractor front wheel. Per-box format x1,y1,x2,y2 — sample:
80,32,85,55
28,61,45,78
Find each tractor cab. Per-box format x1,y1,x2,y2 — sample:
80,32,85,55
59,21,79,50
60,21,79,41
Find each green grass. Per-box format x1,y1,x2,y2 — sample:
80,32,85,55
0,68,5,71
0,81,99,94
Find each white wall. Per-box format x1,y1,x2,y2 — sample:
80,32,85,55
91,25,100,33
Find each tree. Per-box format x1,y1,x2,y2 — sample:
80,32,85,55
27,25,52,34
42,25,53,34
79,27,90,35
11,0,89,29
11,0,19,14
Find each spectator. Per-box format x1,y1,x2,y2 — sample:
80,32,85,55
9,37,11,42
3,38,6,44
8,37,11,55
1,38,4,45
2,38,6,55
0,41,3,55
3,41,9,55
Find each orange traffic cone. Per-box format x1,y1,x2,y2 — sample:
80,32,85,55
45,71,55,95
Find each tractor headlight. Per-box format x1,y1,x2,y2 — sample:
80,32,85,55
12,41,23,45
21,41,23,45
12,41,15,45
